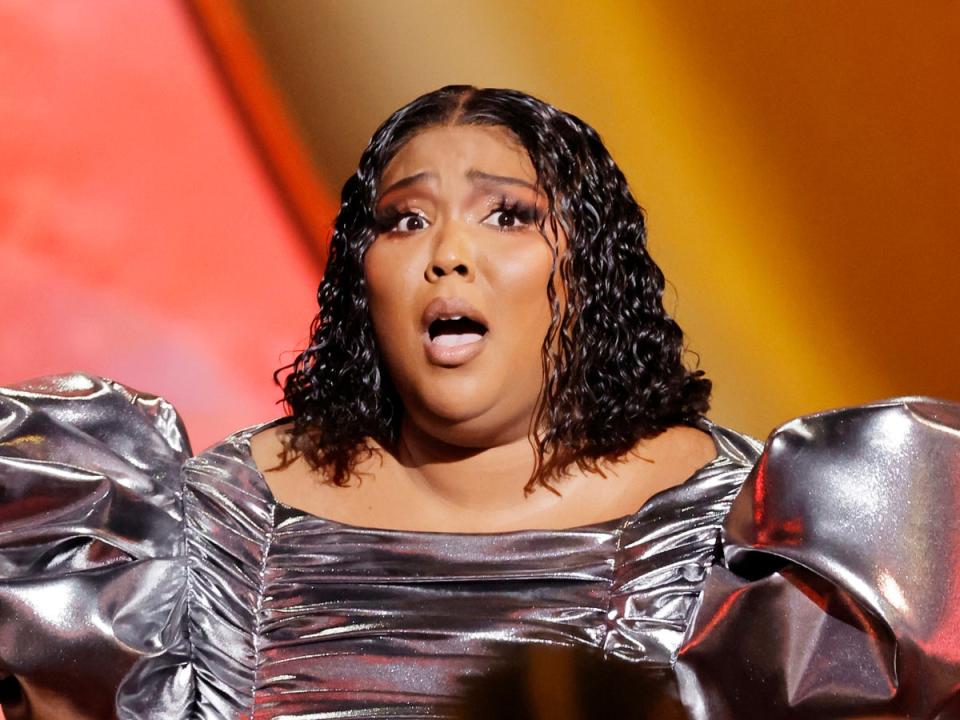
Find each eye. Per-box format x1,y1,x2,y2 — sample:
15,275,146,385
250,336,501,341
481,202,537,231
391,212,430,234
483,209,521,229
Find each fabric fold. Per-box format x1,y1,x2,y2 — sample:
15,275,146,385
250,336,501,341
7,374,957,719
678,397,960,718
0,374,193,719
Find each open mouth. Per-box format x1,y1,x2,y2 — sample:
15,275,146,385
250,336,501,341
428,316,488,347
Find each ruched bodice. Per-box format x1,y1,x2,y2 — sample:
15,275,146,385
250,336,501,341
181,416,758,718
2,374,960,719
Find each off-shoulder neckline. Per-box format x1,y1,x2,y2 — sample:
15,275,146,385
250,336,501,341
220,416,740,537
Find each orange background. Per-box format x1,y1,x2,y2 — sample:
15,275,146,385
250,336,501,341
1,0,957,452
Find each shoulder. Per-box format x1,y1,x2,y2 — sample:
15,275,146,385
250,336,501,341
647,424,718,465
0,374,194,711
722,396,960,609
725,395,960,563
247,420,291,475
679,397,960,715
581,421,758,526
0,371,191,459
619,419,761,488
0,372,191,575
181,417,292,523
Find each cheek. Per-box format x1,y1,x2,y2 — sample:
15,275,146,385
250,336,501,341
365,240,421,305
363,239,398,300
363,243,419,351
488,242,556,329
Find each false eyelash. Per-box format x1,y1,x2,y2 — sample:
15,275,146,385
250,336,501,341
373,207,428,234
372,207,401,233
491,197,542,225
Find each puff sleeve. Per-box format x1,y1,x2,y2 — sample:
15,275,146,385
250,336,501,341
0,374,193,720
677,398,960,719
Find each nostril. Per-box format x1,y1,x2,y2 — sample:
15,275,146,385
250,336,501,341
426,261,472,282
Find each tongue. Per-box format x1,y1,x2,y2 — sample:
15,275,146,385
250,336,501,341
432,332,484,347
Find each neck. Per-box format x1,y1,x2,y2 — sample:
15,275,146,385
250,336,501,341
394,419,548,513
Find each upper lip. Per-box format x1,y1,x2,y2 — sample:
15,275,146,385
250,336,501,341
421,297,489,333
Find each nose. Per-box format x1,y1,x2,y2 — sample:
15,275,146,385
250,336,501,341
424,221,475,283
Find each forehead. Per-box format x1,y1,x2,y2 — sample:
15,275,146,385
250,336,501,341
380,124,536,187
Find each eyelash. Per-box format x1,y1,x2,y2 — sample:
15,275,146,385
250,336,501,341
484,198,540,231
373,208,421,234
374,197,541,235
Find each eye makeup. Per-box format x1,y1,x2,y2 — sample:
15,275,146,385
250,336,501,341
481,196,542,231
373,196,432,235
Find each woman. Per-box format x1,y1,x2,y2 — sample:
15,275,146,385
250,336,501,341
1,86,957,719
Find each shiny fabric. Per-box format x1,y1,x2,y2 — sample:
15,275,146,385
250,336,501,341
677,397,960,719
1,375,958,718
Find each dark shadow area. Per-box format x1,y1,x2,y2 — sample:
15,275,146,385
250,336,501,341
454,645,689,720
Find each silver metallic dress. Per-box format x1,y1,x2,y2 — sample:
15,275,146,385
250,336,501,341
1,374,958,719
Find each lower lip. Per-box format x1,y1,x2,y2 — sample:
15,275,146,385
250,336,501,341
422,333,487,366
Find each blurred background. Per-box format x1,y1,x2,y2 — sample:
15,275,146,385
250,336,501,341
1,0,957,452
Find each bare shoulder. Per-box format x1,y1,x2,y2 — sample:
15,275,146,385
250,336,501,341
247,422,393,517
645,424,717,467
247,422,323,506
248,422,291,476
613,424,718,489
559,424,718,525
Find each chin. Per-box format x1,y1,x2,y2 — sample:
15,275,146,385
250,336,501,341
406,388,533,448
419,390,494,428
430,414,531,449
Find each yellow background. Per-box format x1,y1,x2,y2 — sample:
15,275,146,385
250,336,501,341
236,0,959,437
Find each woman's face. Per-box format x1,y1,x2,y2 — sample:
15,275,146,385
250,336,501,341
364,124,560,448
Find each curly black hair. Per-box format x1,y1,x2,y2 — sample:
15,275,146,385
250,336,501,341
276,85,711,493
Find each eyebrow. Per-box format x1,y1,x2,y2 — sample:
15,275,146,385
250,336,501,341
378,171,437,200
378,168,539,202
466,169,538,192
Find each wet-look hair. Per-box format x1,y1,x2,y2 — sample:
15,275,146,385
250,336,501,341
276,85,711,492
